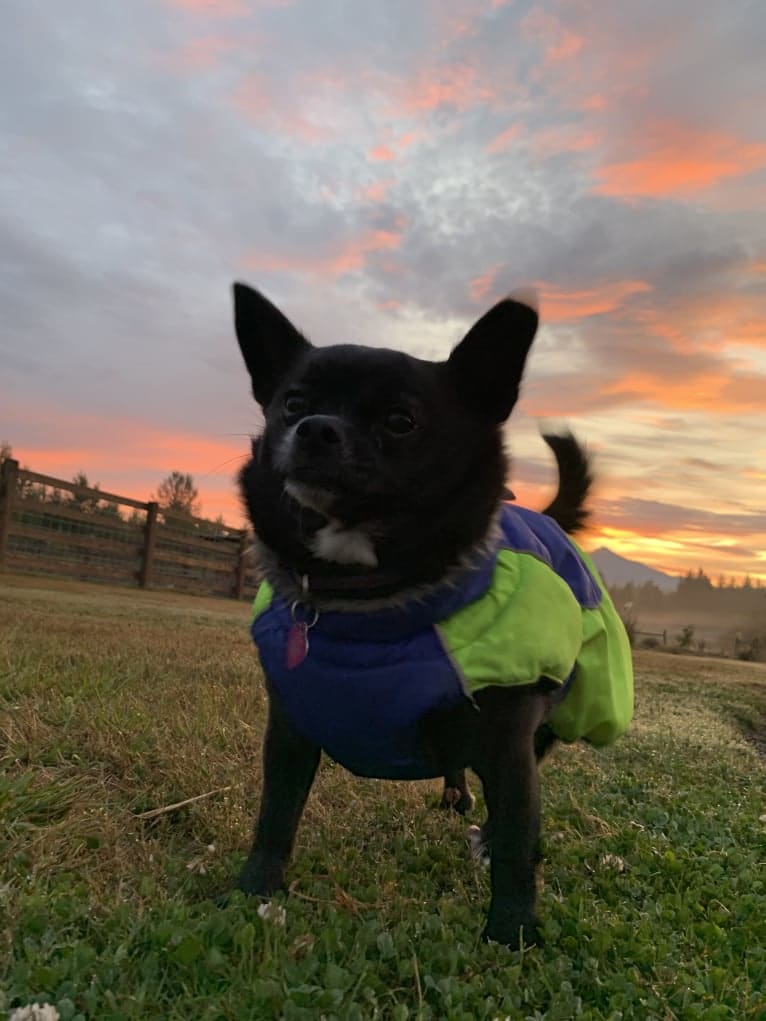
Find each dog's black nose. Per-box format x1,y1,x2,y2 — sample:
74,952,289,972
294,415,343,448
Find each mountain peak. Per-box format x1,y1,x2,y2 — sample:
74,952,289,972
590,547,678,593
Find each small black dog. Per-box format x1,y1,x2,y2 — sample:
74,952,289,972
231,282,633,948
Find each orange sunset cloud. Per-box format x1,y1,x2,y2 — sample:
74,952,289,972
359,179,394,202
521,7,584,68
368,145,396,162
594,122,766,198
367,132,419,163
9,406,249,525
634,289,766,353
539,281,651,322
469,268,500,302
595,361,766,415
487,124,523,154
396,65,497,114
244,226,404,279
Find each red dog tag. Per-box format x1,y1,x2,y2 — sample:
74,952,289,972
286,621,310,669
285,601,319,669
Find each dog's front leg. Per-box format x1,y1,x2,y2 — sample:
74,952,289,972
237,685,320,898
472,685,550,949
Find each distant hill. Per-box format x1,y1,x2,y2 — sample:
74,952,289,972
589,547,679,593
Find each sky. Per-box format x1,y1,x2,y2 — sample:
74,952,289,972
1,0,765,582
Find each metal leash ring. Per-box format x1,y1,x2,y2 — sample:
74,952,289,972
289,601,319,629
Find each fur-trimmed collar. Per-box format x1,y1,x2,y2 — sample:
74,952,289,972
251,507,504,614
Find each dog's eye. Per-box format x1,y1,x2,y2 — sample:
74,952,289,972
384,410,416,435
284,394,308,417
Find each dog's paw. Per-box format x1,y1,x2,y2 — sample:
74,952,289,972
439,786,476,815
482,893,542,950
468,824,490,868
481,917,542,950
235,859,285,899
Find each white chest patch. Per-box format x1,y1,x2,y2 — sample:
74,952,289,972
311,521,378,567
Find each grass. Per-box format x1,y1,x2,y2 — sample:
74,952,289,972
1,572,765,1021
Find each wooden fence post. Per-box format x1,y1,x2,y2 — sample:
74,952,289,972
139,502,159,588
234,530,249,599
0,458,19,568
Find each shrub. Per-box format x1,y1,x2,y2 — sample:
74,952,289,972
676,625,695,650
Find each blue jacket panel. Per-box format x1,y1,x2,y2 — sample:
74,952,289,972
252,607,468,779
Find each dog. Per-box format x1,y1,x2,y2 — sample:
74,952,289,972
231,282,633,948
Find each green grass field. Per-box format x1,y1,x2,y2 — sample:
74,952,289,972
1,574,764,1020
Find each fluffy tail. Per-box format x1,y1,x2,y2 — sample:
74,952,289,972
540,431,592,534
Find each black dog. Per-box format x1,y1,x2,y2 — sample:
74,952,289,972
231,282,633,948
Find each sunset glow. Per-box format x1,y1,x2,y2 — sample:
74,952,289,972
2,1,764,583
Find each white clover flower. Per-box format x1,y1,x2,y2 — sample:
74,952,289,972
185,856,207,875
9,1004,61,1021
599,853,628,873
257,901,287,927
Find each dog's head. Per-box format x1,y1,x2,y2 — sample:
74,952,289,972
233,282,538,599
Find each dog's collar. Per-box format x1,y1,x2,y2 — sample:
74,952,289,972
253,510,505,613
280,551,500,643
292,567,419,600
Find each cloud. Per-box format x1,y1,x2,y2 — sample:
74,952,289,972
539,281,652,322
358,179,395,203
469,268,500,303
593,122,766,199
520,7,584,68
232,73,333,143
243,223,405,280
526,124,602,157
390,64,503,116
600,497,766,539
168,0,248,15
486,123,523,154
368,145,396,162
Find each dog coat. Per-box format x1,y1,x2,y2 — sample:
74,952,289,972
250,504,634,780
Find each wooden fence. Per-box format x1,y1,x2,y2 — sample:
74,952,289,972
0,459,258,599
634,628,667,646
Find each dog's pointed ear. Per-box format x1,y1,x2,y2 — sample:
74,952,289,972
447,296,538,423
232,282,312,407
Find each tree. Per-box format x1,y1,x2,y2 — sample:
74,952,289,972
676,625,695,650
71,471,101,514
154,471,200,517
70,472,123,519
